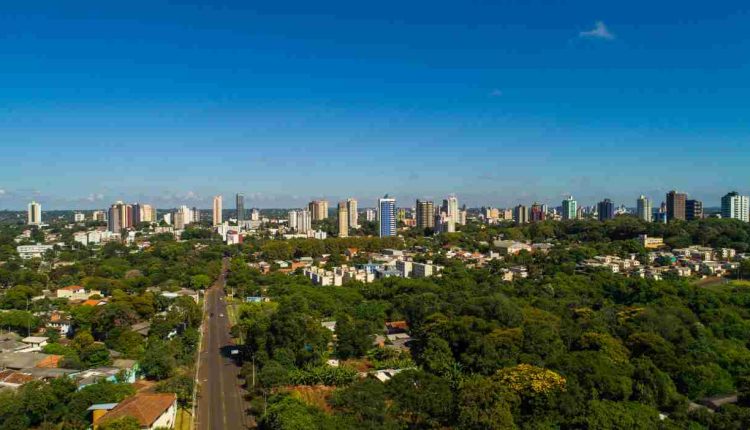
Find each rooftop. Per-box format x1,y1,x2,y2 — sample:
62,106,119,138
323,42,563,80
99,393,176,427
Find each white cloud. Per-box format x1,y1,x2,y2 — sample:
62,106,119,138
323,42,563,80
0,189,5,197
184,191,201,201
86,193,104,202
579,21,614,40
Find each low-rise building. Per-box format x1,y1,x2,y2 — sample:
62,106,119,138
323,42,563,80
96,392,177,430
0,369,35,389
56,285,102,301
412,262,442,278
46,312,72,336
16,244,54,259
20,336,48,352
639,234,665,249
493,240,532,255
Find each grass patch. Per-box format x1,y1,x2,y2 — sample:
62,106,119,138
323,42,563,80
175,408,192,430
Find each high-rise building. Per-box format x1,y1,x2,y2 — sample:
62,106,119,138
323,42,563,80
721,192,750,222
298,209,312,233
74,213,85,222
530,203,545,222
346,198,358,229
435,211,455,233
441,196,459,225
171,205,194,227
236,193,245,221
597,199,615,221
132,203,143,225
513,205,528,224
636,195,652,222
251,209,260,221
416,200,435,230
107,201,131,233
378,195,397,237
365,208,377,222
562,196,577,221
666,191,687,221
139,204,156,223
287,209,312,233
27,201,42,225
308,200,329,221
213,196,223,226
686,199,703,221
337,202,349,238
459,209,467,225
92,210,107,222
173,211,186,230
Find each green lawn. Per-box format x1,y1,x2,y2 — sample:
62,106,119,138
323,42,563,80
695,277,750,292
175,408,192,430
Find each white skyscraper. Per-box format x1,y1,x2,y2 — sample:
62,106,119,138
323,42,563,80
287,210,298,230
213,195,223,226
444,195,459,225
178,205,194,225
365,208,377,222
722,192,750,222
347,198,358,229
74,212,85,222
298,209,312,233
27,201,42,225
636,195,652,222
251,209,260,221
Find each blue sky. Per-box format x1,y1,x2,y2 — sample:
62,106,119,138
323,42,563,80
1,1,749,209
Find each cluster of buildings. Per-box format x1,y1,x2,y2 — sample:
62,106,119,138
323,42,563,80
106,201,158,232
300,249,443,286
18,188,750,251
413,195,467,233
581,238,744,280
477,190,750,225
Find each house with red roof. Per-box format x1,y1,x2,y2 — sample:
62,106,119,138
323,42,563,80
94,392,177,429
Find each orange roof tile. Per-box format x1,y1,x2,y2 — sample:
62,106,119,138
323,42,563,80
386,321,409,330
81,299,102,307
3,372,34,385
35,355,63,368
59,285,83,291
100,393,176,427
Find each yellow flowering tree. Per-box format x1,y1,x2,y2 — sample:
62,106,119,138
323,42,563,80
495,364,566,396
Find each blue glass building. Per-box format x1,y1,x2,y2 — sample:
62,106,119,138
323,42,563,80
378,195,397,237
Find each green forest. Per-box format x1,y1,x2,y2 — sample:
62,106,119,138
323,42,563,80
226,218,750,429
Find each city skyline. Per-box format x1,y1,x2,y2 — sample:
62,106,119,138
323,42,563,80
3,188,749,212
1,2,749,209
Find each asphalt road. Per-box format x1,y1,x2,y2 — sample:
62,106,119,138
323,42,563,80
196,260,248,430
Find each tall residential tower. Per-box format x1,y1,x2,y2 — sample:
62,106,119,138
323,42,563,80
721,192,750,222
27,201,42,225
213,195,223,226
636,195,652,222
235,194,245,221
346,198,358,229
416,199,435,230
562,196,577,221
378,195,397,237
666,191,686,221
